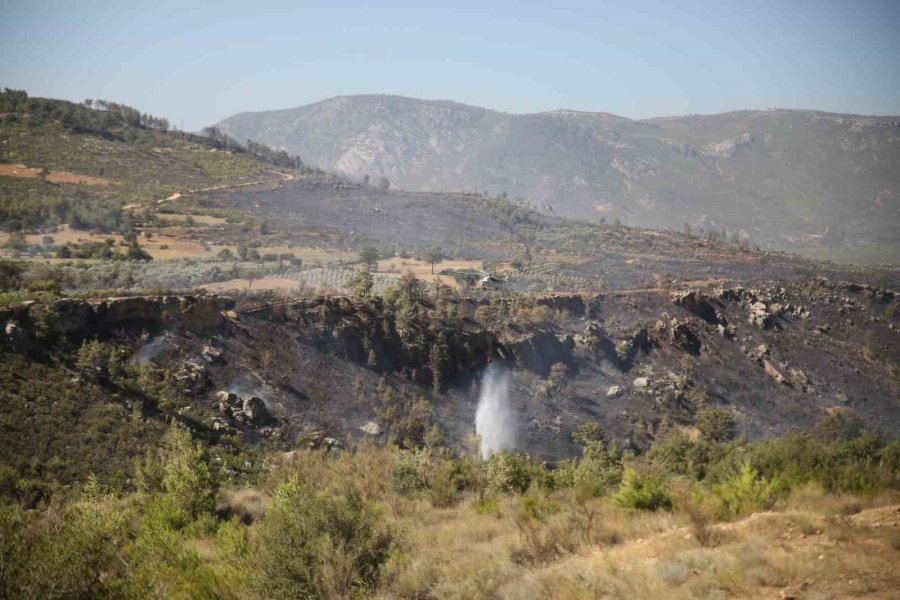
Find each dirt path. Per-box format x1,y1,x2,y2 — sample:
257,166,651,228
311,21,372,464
123,169,297,211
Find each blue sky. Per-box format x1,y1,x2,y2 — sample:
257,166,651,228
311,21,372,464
2,0,898,130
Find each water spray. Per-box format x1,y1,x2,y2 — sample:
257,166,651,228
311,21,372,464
475,362,516,459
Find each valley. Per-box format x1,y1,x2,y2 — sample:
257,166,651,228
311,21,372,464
1,90,898,600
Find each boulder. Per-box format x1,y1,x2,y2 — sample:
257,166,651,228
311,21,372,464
201,344,224,364
359,421,382,436
211,418,233,433
242,396,269,425
216,391,241,406
762,360,789,386
606,385,623,398
717,323,736,339
633,377,650,389
323,437,344,451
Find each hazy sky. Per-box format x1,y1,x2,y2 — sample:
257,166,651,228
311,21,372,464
2,0,898,131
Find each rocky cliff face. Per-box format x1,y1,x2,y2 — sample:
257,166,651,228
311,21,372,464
217,96,900,254
4,279,896,459
1,295,235,353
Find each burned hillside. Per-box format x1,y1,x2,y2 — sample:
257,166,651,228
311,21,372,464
2,274,897,485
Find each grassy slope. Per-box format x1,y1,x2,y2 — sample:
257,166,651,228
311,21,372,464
0,117,289,229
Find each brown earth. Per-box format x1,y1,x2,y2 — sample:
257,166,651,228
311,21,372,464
0,163,119,186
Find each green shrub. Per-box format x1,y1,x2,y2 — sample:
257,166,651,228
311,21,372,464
613,469,673,511
696,408,737,443
815,409,866,443
485,452,545,496
647,432,714,480
160,424,220,519
1,498,130,599
713,462,778,518
392,452,427,497
126,496,230,599
427,460,464,508
254,477,392,600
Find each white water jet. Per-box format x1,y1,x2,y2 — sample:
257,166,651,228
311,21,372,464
475,363,516,459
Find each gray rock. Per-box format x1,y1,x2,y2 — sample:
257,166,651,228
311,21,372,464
243,396,269,425
633,377,650,389
359,421,382,436
216,391,239,405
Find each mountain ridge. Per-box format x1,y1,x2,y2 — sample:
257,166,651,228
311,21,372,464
225,94,900,122
217,95,900,262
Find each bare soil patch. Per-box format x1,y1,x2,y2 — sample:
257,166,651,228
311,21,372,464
156,213,227,225
0,163,120,186
851,504,900,528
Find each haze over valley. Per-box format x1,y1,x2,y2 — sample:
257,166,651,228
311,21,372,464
218,95,900,262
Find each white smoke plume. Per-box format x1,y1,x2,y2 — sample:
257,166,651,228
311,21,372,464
133,334,167,366
475,363,516,459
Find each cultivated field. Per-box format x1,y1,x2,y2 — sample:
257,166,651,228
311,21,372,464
0,163,120,186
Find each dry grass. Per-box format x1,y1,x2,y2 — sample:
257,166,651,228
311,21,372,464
0,163,120,186
189,448,900,599
373,476,900,599
492,505,900,599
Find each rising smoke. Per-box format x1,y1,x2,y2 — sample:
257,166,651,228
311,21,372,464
133,334,167,366
475,363,516,459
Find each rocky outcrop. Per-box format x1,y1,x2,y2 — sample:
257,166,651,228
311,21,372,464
267,296,498,390
534,294,586,317
671,290,724,325
615,327,654,368
1,295,235,354
748,301,778,330
508,331,575,377
214,391,272,431
762,359,789,386
242,396,269,425
667,319,702,355
581,322,652,371
474,294,587,318
700,133,753,157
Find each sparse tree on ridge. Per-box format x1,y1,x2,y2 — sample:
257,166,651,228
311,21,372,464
359,246,379,272
423,246,445,274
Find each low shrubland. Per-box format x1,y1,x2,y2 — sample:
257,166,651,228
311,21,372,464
1,410,898,598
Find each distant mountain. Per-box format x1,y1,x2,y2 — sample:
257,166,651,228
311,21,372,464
217,95,900,258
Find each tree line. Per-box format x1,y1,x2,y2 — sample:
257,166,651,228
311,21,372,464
0,89,304,170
